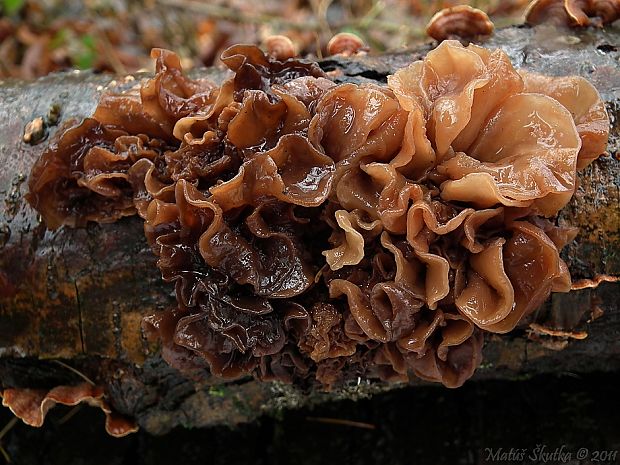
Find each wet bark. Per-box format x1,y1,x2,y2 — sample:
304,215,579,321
0,25,619,434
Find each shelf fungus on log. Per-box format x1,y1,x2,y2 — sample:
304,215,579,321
326,32,367,57
525,0,620,27
1,383,138,437
23,38,609,418
264,35,297,61
426,6,495,42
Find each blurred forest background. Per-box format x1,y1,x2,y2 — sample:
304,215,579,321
0,0,529,79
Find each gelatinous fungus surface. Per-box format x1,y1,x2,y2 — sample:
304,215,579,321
27,41,609,389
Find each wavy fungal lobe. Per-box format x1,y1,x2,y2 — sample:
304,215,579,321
27,41,609,389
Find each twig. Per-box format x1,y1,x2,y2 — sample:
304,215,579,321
96,29,127,75
52,360,96,386
57,405,83,425
310,0,333,37
306,416,376,430
0,417,17,463
0,418,17,442
0,445,10,464
357,0,386,30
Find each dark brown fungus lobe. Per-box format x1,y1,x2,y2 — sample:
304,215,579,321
259,303,312,382
209,135,335,209
407,316,484,388
95,49,217,141
525,0,620,27
27,41,609,393
142,309,212,376
1,384,138,437
426,6,494,42
225,90,309,150
264,35,297,61
373,343,409,382
326,32,367,57
198,199,316,299
308,83,408,184
26,118,153,229
298,303,357,362
220,43,326,100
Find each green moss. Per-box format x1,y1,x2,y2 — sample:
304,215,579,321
207,386,227,398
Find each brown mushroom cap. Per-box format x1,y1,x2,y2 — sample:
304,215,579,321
566,0,620,26
264,35,297,61
592,0,620,24
426,5,494,42
326,32,366,56
525,0,571,25
525,0,620,27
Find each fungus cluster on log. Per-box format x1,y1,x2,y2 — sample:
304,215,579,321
26,40,608,390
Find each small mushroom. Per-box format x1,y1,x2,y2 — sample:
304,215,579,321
326,32,367,57
426,5,495,42
525,0,620,27
264,35,297,61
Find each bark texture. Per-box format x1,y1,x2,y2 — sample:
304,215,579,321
0,25,618,434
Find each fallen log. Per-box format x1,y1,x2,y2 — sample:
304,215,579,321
0,25,619,435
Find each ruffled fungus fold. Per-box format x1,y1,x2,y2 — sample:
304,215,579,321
27,40,609,391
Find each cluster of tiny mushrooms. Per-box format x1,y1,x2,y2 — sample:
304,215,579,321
2,0,617,438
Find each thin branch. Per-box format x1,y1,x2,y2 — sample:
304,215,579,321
0,416,17,463
306,416,376,430
96,29,127,75
0,445,10,464
52,360,96,386
57,405,83,425
0,418,17,442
